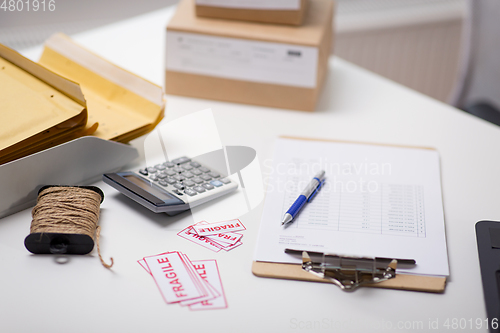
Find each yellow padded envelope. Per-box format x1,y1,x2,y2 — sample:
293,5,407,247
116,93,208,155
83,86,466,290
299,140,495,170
38,34,165,143
0,44,88,165
0,33,165,165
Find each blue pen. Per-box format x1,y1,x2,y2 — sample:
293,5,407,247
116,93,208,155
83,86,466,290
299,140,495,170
281,170,326,226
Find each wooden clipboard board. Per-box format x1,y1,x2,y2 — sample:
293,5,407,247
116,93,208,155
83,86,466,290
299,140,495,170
252,136,448,293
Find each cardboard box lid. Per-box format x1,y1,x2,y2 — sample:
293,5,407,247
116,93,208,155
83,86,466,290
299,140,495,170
168,0,334,47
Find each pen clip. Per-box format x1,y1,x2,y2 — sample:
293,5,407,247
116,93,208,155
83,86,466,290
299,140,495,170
307,179,324,202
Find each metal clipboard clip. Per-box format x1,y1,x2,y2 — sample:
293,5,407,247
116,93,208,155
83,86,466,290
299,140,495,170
285,249,416,291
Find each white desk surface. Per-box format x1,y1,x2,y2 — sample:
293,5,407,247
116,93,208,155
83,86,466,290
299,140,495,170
2,5,500,333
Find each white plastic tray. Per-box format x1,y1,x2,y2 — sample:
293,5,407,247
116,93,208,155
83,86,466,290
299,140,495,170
0,136,138,218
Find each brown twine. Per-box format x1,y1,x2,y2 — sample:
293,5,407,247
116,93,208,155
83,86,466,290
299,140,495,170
31,186,114,269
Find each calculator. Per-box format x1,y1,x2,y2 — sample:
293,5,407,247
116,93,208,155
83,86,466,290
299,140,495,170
103,156,238,215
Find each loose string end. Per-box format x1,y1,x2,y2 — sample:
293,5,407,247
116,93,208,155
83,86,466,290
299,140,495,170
100,256,114,269
96,226,114,269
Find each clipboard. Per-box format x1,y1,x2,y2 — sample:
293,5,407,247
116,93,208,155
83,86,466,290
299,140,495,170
252,136,448,293
252,258,447,293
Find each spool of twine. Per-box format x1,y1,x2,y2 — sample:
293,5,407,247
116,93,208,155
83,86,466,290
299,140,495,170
30,186,114,269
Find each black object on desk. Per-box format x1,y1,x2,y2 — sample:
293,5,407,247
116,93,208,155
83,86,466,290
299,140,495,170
476,220,500,332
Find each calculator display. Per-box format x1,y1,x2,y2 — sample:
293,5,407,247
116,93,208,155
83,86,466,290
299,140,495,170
123,174,176,201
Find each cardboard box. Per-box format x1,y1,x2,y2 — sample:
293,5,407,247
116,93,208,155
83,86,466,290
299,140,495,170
165,0,334,111
195,0,308,26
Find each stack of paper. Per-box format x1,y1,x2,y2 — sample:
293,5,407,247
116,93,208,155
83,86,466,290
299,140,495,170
254,138,450,278
138,251,227,310
0,33,164,165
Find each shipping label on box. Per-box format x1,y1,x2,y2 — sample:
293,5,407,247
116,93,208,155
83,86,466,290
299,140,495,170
166,31,318,88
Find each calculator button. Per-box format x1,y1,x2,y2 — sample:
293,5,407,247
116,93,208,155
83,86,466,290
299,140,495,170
173,175,185,181
190,162,201,168
147,167,157,173
174,183,185,190
173,166,184,173
199,167,210,173
155,164,166,170
166,178,177,185
181,171,194,178
172,157,191,164
165,169,176,176
192,177,204,184
149,174,159,181
220,178,231,184
193,186,206,193
159,180,169,186
185,189,197,196
163,162,175,168
182,164,193,171
157,172,168,179
183,180,195,187
173,190,183,196
210,180,223,187
139,169,148,176
202,183,214,190
191,169,202,176
200,174,212,181
208,171,220,178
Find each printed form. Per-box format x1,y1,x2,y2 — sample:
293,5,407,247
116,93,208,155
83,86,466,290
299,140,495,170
254,138,449,277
